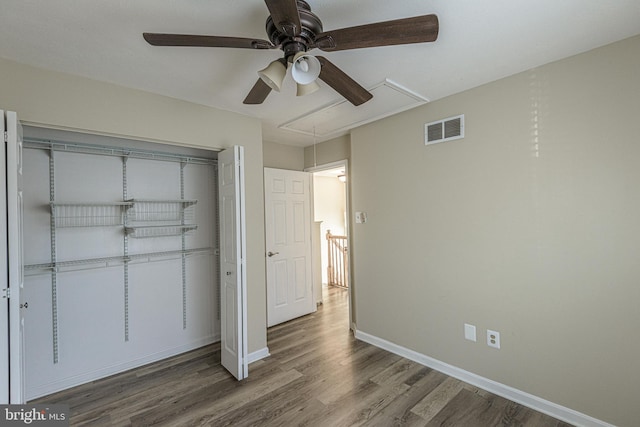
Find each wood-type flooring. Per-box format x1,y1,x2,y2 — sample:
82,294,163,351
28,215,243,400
35,287,573,426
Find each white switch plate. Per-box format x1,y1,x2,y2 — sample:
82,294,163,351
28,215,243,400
487,329,501,349
464,324,476,342
355,211,367,223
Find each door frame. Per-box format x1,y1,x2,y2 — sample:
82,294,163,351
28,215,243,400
305,159,353,331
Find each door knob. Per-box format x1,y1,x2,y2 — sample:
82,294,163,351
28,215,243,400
267,251,279,257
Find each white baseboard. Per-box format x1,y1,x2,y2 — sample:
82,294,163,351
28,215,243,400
27,335,219,401
247,347,270,364
354,330,614,427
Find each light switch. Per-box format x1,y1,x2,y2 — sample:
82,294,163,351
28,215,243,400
464,323,477,342
355,211,367,223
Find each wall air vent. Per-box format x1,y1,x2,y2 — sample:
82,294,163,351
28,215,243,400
425,114,464,145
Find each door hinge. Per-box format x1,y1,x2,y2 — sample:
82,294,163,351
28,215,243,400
1,288,9,299
4,131,7,143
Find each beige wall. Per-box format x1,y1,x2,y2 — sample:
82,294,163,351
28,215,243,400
304,134,350,169
263,140,304,171
350,34,640,427
0,57,267,354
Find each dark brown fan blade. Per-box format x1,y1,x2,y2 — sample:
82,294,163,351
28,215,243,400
243,79,272,104
143,33,275,49
317,57,372,106
314,14,439,52
264,0,301,36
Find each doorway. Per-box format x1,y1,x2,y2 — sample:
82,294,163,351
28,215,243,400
307,160,352,330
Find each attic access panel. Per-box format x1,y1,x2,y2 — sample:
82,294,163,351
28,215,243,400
279,79,429,138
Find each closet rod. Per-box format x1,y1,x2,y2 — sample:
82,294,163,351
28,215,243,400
23,137,217,165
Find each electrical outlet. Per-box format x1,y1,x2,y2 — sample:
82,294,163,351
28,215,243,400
487,330,500,349
464,323,476,342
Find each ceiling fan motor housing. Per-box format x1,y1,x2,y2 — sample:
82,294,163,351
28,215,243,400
266,0,323,61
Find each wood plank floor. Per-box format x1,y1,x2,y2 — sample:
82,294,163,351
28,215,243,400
35,287,573,426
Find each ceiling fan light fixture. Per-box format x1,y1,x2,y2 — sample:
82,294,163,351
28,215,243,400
258,58,287,92
291,52,321,85
296,80,320,97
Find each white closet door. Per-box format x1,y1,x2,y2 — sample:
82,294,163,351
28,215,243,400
0,111,8,404
218,146,248,380
6,111,26,403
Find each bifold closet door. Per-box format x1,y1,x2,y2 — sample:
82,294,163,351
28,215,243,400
1,110,8,404
2,110,26,403
218,146,248,380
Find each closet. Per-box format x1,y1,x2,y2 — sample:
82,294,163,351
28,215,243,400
20,128,220,399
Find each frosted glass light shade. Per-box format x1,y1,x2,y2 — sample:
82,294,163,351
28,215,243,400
296,80,320,96
258,59,287,92
291,52,321,85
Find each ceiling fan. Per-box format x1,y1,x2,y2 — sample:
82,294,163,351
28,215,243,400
143,0,439,106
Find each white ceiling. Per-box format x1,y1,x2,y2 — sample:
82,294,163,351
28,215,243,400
1,1,639,147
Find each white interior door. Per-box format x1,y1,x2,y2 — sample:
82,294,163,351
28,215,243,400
264,168,315,327
0,111,8,404
218,146,248,380
5,111,25,403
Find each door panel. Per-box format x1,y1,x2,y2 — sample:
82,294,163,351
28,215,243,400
264,168,315,327
273,201,287,245
274,260,288,306
294,257,306,300
218,146,248,380
293,201,305,242
223,282,237,352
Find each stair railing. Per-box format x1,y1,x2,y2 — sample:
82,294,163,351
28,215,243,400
326,230,348,288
